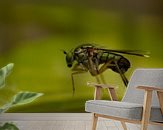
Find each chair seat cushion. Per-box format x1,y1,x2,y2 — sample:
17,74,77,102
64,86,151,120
85,100,163,122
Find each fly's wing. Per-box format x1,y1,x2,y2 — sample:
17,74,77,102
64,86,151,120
74,43,150,57
97,48,150,57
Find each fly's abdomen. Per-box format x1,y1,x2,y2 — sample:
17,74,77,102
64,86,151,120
110,56,131,74
98,52,115,64
98,52,130,74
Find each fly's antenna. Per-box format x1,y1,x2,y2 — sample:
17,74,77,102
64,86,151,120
60,49,67,54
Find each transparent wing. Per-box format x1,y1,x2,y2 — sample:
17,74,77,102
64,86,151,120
74,43,150,57
96,48,150,57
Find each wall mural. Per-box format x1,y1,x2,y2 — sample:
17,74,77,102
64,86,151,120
0,1,163,113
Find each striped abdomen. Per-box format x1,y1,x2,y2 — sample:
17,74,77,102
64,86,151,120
97,52,131,74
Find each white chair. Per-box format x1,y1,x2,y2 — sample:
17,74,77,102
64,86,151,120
85,69,163,130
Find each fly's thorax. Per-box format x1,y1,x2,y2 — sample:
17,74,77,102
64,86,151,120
74,51,88,63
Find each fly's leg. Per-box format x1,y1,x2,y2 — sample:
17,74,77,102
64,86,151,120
88,57,98,76
71,63,88,95
114,60,128,87
98,59,115,85
98,59,115,74
86,56,103,99
95,75,101,83
98,60,118,100
98,59,128,86
86,50,100,76
71,71,87,95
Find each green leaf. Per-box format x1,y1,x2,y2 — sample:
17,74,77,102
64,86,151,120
0,103,12,114
0,123,19,130
0,63,14,89
11,91,43,106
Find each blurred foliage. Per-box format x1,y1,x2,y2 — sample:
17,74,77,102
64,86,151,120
0,123,19,130
0,64,43,130
0,1,163,112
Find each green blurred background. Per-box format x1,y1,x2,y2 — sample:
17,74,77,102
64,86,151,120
0,0,163,112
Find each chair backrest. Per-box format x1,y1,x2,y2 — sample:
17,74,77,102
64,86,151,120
122,68,163,107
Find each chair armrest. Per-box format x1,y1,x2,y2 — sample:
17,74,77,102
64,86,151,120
137,86,163,122
87,82,114,89
136,86,163,92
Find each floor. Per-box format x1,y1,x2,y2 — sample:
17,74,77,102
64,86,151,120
0,113,140,130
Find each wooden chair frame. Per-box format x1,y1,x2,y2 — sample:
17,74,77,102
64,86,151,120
87,82,163,130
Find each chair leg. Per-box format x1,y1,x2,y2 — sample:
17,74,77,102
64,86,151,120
141,123,148,130
121,121,127,130
92,113,98,130
141,90,152,130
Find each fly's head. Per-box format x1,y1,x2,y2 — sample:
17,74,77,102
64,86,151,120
63,50,74,68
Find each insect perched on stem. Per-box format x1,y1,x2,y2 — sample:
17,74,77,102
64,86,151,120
63,43,149,94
